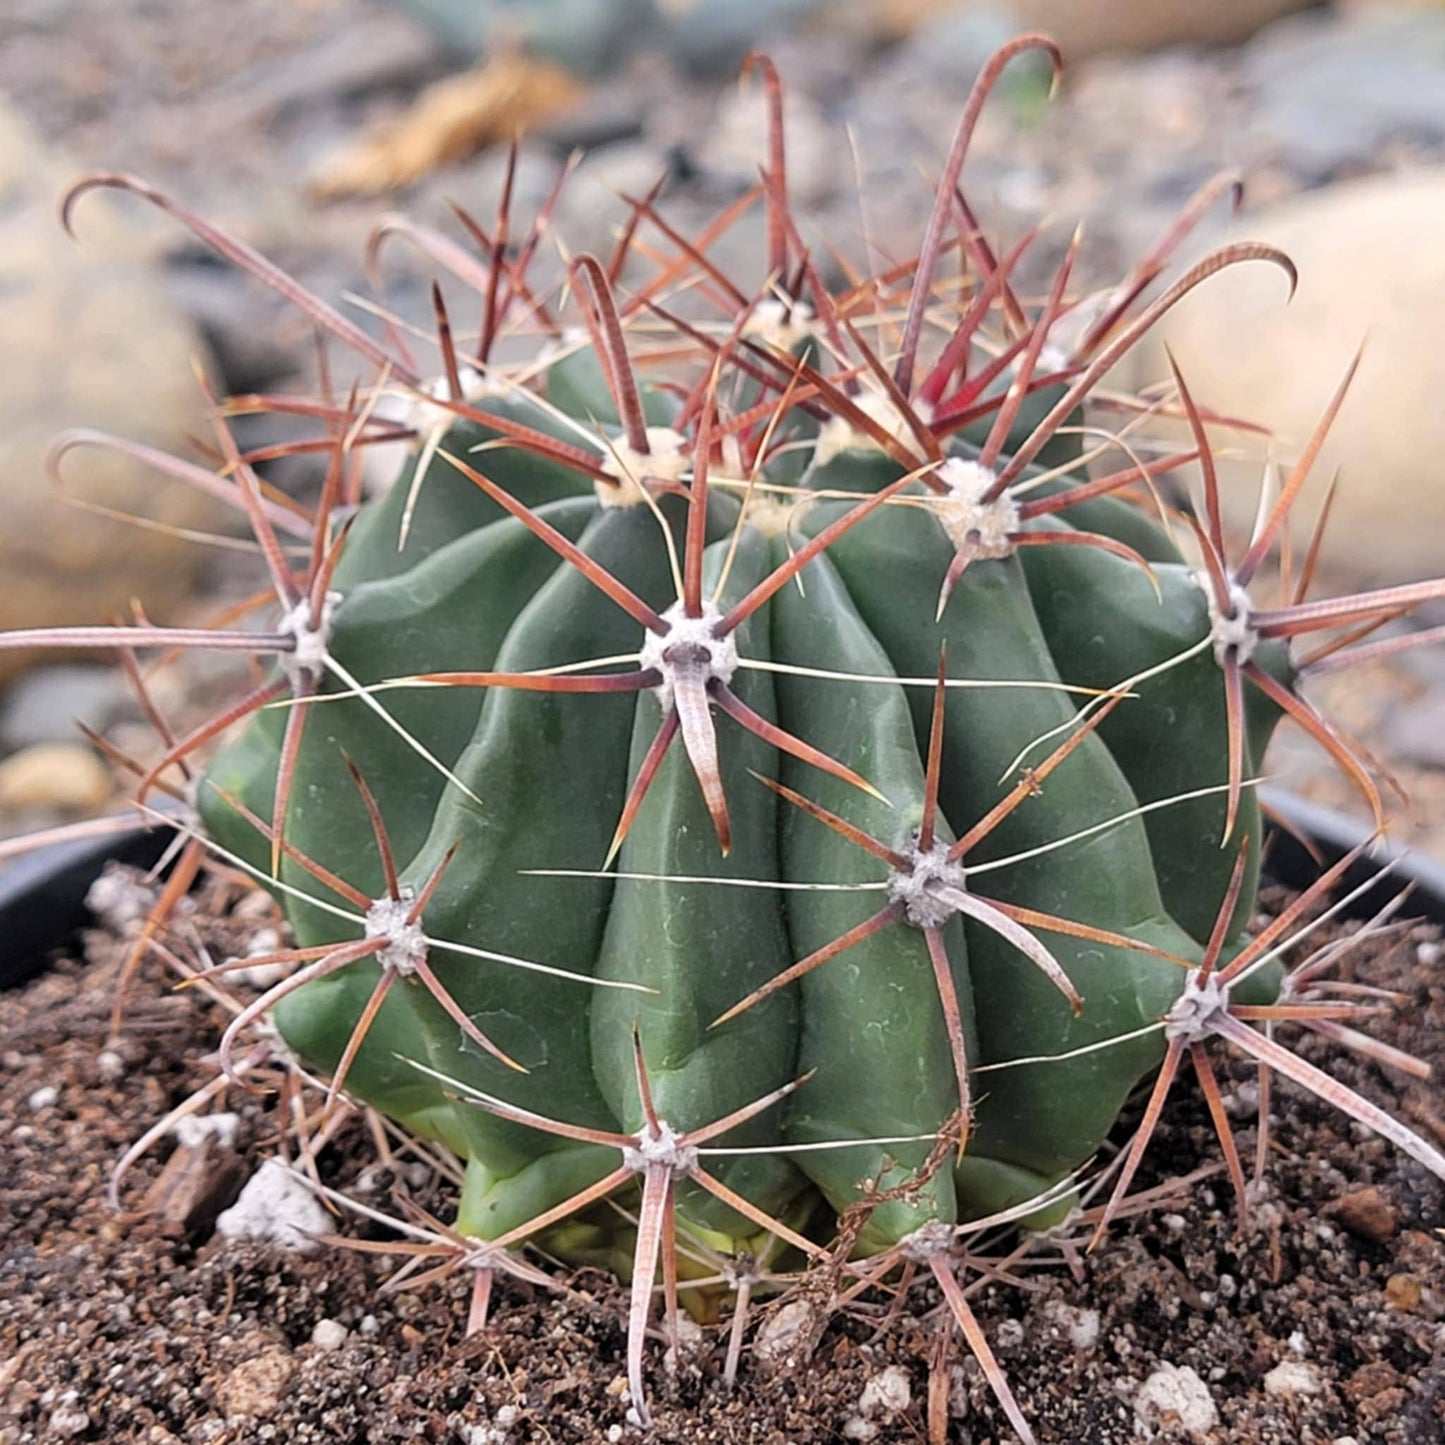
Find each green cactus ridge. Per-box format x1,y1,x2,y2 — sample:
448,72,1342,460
21,37,1445,1437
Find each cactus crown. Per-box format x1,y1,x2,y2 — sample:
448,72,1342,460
10,37,1445,1440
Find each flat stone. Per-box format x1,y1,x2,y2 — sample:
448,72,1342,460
391,0,649,78
233,9,443,120
1240,9,1445,181
879,5,1030,88
561,139,672,249
663,0,824,78
140,1136,248,1238
160,260,301,393
697,82,839,207
0,664,128,751
534,80,647,153
753,1298,820,1371
412,134,564,236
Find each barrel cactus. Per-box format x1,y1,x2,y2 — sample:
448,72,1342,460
9,37,1445,1440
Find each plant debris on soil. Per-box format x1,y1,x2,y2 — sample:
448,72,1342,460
2,870,1443,1444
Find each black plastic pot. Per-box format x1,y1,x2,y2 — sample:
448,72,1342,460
1258,785,1445,925
2,791,1443,992
0,817,180,990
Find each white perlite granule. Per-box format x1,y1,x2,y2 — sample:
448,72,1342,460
858,1365,912,1417
215,1159,329,1254
1133,1363,1219,1438
172,1112,240,1150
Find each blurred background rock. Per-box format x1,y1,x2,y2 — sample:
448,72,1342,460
1,0,1442,855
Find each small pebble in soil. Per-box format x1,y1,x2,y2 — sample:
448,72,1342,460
215,1348,294,1420
857,1364,911,1417
45,1395,90,1438
310,1318,349,1350
1264,1360,1326,1399
84,864,159,931
354,1163,395,1193
232,888,278,922
1384,1273,1423,1312
27,1085,59,1111
460,1411,518,1445
1044,1299,1101,1351
1133,1363,1219,1438
4,840,1441,1442
172,1111,241,1149
1329,1185,1399,1244
662,1315,704,1372
230,927,287,989
947,1364,971,1420
754,1298,817,1369
215,1158,329,1253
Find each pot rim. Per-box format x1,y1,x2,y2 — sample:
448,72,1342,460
1259,784,1445,927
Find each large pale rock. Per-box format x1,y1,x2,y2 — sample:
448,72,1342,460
0,98,219,685
0,742,112,814
860,0,1318,56
1127,170,1445,586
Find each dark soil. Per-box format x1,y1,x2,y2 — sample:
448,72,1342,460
2,873,1443,1445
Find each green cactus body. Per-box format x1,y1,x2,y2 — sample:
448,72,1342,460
199,365,1290,1254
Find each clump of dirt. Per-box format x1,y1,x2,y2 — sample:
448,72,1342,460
1,876,1442,1444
